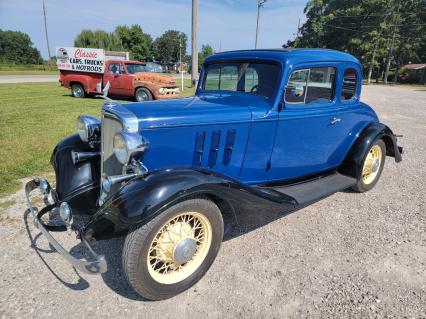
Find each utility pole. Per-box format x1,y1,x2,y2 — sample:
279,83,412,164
384,0,400,84
255,0,267,49
191,0,198,87
42,0,52,67
180,37,184,92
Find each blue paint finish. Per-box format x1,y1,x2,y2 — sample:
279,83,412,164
117,49,383,184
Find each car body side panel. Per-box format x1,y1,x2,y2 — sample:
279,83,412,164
141,122,250,179
83,168,297,239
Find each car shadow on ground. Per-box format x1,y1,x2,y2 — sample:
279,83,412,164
23,209,90,291
23,201,313,301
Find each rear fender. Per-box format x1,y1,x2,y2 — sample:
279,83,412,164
339,122,402,179
83,168,297,240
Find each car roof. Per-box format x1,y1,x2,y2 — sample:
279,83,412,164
107,60,146,65
205,48,360,65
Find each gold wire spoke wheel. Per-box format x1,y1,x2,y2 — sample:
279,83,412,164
147,211,213,285
362,144,382,185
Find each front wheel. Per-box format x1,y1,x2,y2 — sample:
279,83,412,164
123,198,224,300
352,139,386,193
135,87,153,102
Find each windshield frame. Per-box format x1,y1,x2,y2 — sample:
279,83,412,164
197,59,282,105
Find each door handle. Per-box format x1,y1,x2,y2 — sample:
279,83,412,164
329,117,341,125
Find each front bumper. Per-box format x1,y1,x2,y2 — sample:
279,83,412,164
25,178,107,275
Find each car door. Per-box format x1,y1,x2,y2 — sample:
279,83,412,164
103,62,126,95
267,63,359,181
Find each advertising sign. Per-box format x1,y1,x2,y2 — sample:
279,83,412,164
56,47,105,73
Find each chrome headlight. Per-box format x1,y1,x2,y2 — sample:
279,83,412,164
158,87,166,95
113,131,149,164
77,115,101,143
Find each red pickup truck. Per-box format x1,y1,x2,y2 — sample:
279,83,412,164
59,60,180,101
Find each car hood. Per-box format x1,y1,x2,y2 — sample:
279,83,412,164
122,93,270,129
134,72,175,85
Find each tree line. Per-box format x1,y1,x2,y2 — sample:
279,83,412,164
74,24,214,68
0,29,43,64
284,0,426,82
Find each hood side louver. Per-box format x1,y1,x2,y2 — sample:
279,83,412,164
208,130,221,168
192,131,206,166
222,129,236,166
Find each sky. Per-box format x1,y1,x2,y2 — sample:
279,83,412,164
0,0,308,59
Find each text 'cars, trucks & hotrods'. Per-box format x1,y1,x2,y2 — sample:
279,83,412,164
26,49,403,300
57,47,179,102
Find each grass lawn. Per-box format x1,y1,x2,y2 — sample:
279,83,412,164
0,79,195,198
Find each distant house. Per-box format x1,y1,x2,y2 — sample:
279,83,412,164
400,63,426,84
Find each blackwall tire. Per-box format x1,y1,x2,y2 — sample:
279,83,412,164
122,198,224,300
352,139,386,193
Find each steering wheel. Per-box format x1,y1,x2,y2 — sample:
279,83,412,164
250,85,259,94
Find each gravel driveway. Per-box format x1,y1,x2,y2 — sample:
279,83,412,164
0,85,425,318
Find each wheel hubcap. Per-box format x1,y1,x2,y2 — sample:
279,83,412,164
73,87,82,97
147,212,212,284
137,91,148,101
173,238,197,265
362,145,382,185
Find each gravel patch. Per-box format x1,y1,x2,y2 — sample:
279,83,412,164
0,85,425,318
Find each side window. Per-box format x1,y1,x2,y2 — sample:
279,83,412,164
285,67,336,104
244,67,259,92
108,63,124,74
204,65,238,91
341,68,358,100
285,69,309,103
306,67,336,103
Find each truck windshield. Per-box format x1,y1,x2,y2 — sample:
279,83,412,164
200,62,281,103
126,64,148,74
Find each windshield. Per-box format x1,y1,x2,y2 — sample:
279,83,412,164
125,63,147,74
200,62,280,103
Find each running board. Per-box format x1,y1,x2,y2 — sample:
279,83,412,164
269,173,356,206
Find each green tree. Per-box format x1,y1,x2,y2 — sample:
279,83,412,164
74,29,122,51
198,44,214,70
285,0,426,83
114,24,152,61
152,30,187,63
0,29,42,64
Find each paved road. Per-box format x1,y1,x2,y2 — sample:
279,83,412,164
0,74,58,84
0,85,425,318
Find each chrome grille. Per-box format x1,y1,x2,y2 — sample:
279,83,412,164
101,114,124,194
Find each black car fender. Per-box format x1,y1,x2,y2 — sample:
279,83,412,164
84,168,297,240
51,134,100,213
339,122,402,179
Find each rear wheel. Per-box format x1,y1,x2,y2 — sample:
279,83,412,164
135,87,153,102
71,83,85,98
123,198,224,300
352,139,386,193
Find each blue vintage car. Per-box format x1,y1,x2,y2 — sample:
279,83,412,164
26,49,403,300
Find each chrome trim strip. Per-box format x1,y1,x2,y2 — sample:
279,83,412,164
25,179,107,275
102,101,139,133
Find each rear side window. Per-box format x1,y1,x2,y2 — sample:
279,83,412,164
285,67,336,104
341,68,358,100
